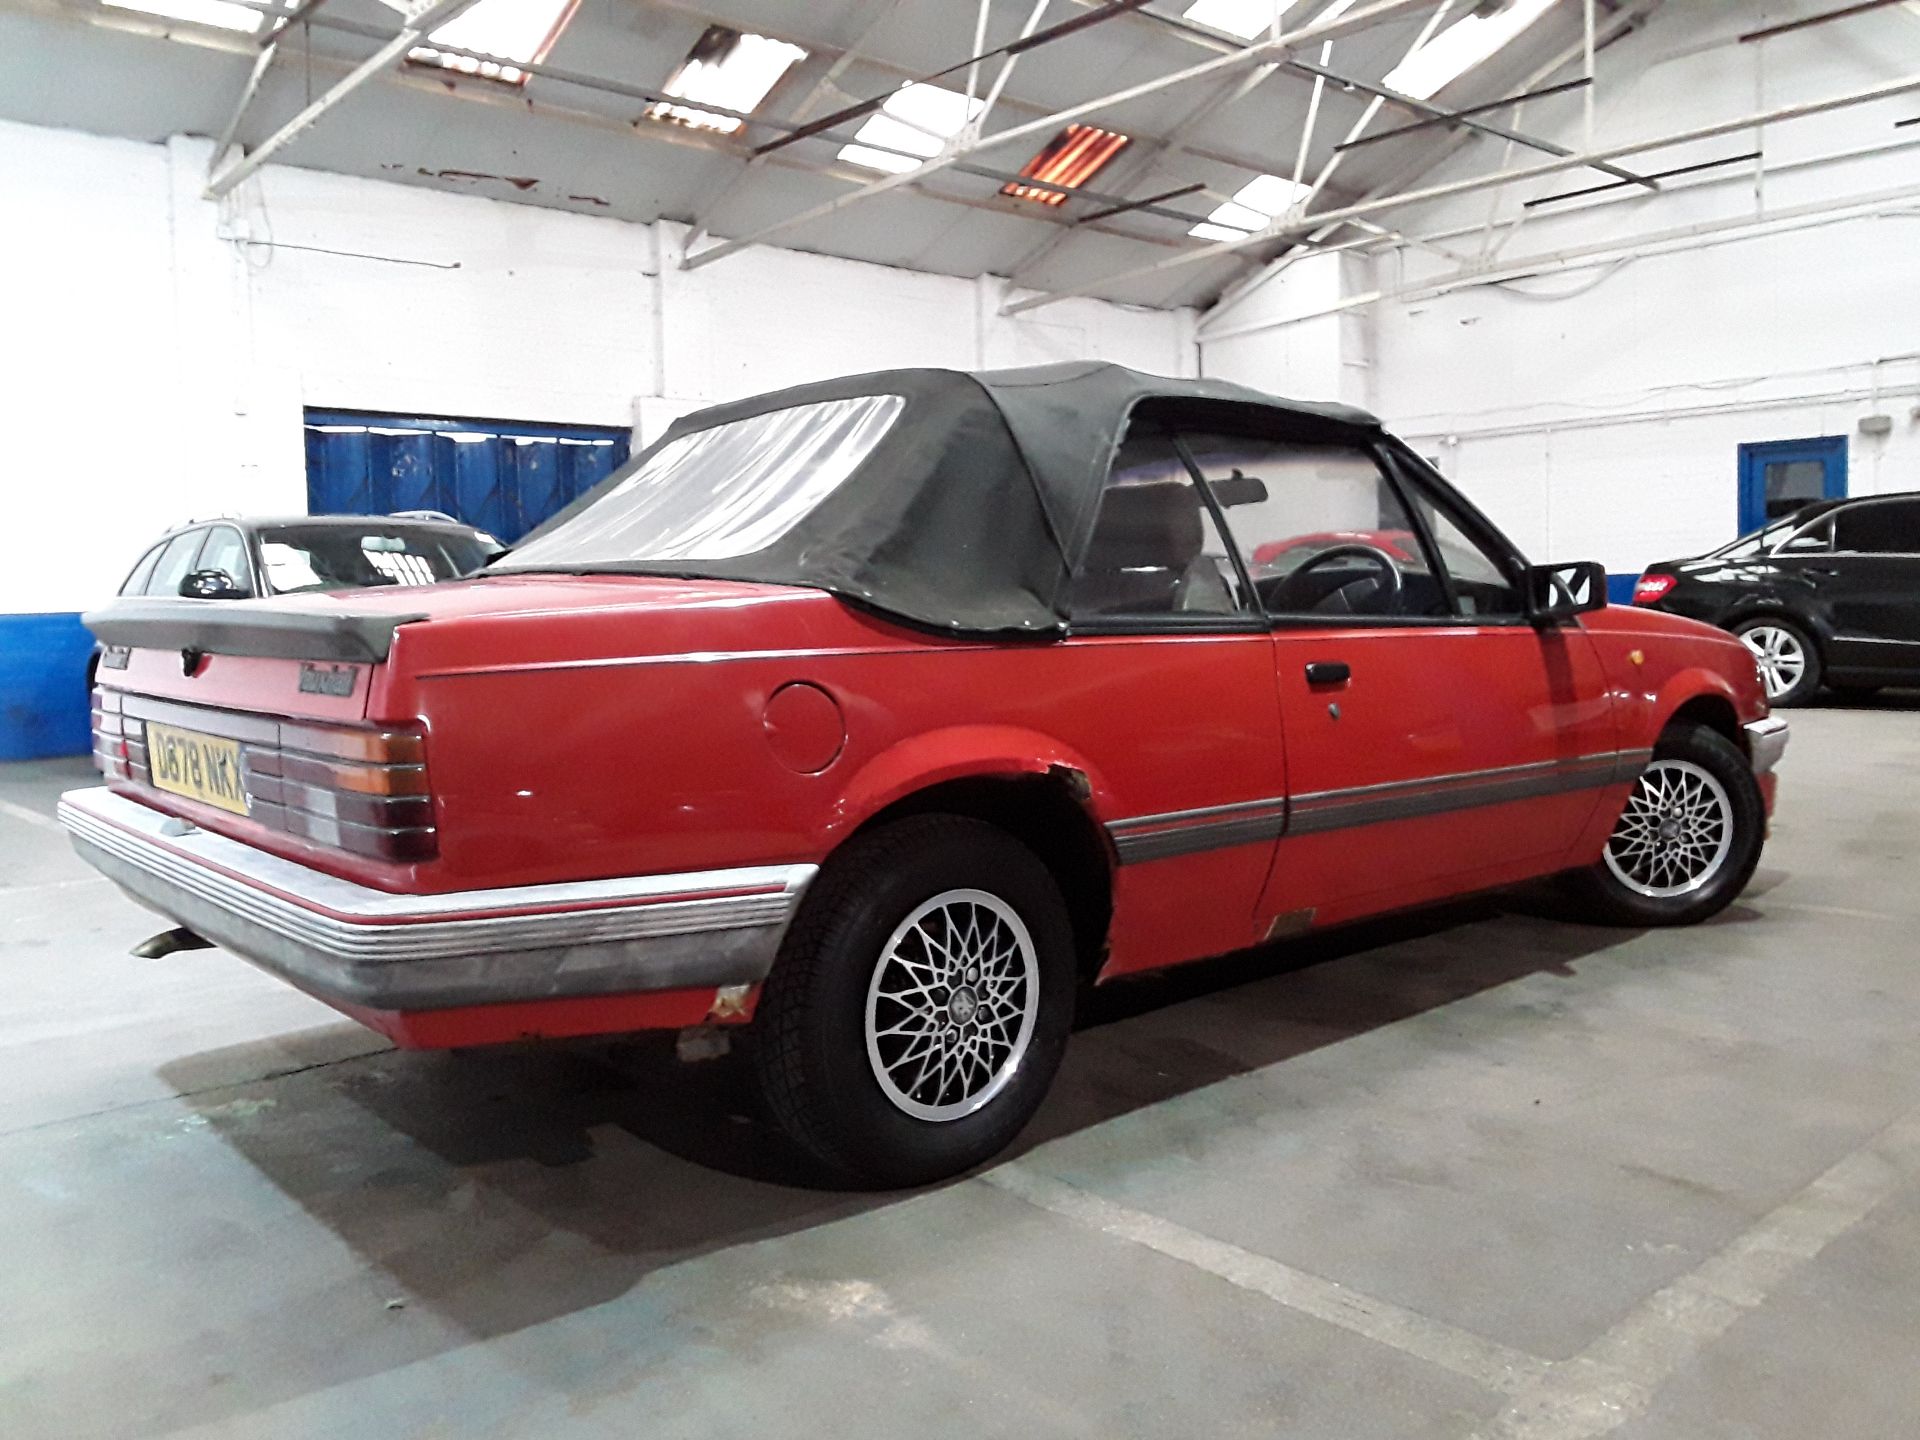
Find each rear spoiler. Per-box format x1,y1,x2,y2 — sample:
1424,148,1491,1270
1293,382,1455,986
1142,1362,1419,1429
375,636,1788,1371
83,600,423,663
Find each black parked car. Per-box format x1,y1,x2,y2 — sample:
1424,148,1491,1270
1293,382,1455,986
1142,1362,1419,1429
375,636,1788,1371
1632,492,1920,705
91,513,502,687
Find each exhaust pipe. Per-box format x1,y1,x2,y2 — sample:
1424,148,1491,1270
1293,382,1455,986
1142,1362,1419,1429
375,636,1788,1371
131,926,214,959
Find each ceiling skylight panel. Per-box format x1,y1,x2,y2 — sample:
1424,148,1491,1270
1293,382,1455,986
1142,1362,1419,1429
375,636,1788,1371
1383,0,1561,101
1181,0,1300,42
837,83,983,175
102,0,260,34
646,26,809,135
1187,173,1311,242
388,0,581,86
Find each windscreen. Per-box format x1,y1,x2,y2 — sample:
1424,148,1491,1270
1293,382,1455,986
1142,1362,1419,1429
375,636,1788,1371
257,525,492,594
504,394,904,568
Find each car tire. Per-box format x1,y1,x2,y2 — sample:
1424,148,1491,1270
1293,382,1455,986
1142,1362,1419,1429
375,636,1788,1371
1560,721,1765,927
750,814,1076,1189
1733,617,1820,707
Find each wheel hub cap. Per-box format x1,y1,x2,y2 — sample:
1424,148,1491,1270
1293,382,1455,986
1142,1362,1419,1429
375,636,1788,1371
1740,626,1804,700
865,889,1041,1123
1603,758,1737,899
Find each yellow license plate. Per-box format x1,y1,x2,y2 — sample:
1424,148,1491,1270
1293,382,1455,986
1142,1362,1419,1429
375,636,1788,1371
146,722,250,816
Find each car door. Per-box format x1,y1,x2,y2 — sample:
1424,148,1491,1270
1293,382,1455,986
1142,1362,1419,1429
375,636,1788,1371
1063,419,1289,975
1177,426,1618,929
1822,498,1920,677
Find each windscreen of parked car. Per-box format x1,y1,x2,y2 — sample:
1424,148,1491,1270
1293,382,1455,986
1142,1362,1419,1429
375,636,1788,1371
256,525,491,594
501,394,905,568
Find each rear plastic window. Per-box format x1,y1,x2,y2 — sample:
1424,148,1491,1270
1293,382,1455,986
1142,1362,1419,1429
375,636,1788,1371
505,394,904,567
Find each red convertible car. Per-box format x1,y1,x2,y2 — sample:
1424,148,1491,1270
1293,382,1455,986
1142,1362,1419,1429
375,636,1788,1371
66,364,1786,1186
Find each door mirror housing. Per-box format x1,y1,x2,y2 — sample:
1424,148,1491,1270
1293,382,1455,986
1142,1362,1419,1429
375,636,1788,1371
1526,560,1608,625
178,568,249,600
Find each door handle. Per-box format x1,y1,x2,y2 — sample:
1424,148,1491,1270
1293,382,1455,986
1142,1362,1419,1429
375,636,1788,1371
1305,661,1351,686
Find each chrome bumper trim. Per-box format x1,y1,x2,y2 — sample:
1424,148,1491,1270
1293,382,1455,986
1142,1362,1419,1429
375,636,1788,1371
58,786,816,1011
1744,716,1790,775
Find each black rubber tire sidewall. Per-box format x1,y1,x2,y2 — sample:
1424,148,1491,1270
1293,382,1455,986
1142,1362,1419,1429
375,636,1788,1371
751,815,1076,1189
1733,617,1821,707
1569,721,1766,926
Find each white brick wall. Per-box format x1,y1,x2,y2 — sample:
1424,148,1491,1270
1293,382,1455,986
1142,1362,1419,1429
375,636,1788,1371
0,119,1195,615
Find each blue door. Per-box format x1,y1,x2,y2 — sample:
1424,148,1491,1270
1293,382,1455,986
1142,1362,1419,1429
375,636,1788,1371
304,411,632,543
1737,436,1846,535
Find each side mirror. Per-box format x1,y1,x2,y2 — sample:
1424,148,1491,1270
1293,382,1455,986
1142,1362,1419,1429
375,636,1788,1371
178,568,249,600
1776,534,1828,554
1526,560,1608,625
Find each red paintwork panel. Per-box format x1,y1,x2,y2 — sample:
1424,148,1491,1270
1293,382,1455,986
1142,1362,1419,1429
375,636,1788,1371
101,576,1772,1042
1262,625,1616,919
326,985,758,1049
105,647,370,723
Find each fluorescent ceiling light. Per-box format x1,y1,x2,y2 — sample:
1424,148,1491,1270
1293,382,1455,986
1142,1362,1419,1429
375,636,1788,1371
1181,0,1300,41
1188,173,1310,242
101,0,259,33
645,25,809,136
838,83,983,175
1002,124,1131,206
1383,0,1561,101
380,0,580,85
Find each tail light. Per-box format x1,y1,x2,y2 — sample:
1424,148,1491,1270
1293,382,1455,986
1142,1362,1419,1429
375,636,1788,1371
244,722,436,861
1632,573,1677,605
91,689,129,779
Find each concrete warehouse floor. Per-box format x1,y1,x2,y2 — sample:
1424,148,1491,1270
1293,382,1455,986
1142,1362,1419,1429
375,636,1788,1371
3,700,1918,1440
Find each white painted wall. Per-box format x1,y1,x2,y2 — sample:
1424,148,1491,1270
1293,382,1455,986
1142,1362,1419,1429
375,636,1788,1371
1197,252,1376,412
1199,0,1920,575
0,118,1193,616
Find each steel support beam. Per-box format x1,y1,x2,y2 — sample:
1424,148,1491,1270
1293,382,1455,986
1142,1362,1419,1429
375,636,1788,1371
1198,0,1657,330
193,0,1312,203
1198,116,1920,338
1197,180,1920,344
973,0,1057,135
679,0,1444,271
206,0,334,180
1334,77,1592,151
754,0,1155,159
1286,57,1657,189
1009,0,1362,285
172,0,1215,241
1737,0,1908,43
205,0,487,199
1003,71,1920,314
683,0,911,254
1004,63,1276,281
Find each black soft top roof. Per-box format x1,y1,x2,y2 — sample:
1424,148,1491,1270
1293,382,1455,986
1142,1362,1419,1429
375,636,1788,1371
503,362,1382,637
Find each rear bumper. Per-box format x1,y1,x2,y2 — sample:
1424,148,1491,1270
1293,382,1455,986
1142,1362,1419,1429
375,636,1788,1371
58,786,816,1016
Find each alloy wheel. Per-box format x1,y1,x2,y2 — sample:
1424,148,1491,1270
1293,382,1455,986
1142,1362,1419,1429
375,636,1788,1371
1603,759,1736,898
1740,624,1806,701
864,888,1040,1122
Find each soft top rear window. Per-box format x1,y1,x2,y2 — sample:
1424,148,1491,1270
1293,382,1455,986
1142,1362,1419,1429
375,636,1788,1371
502,394,904,568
